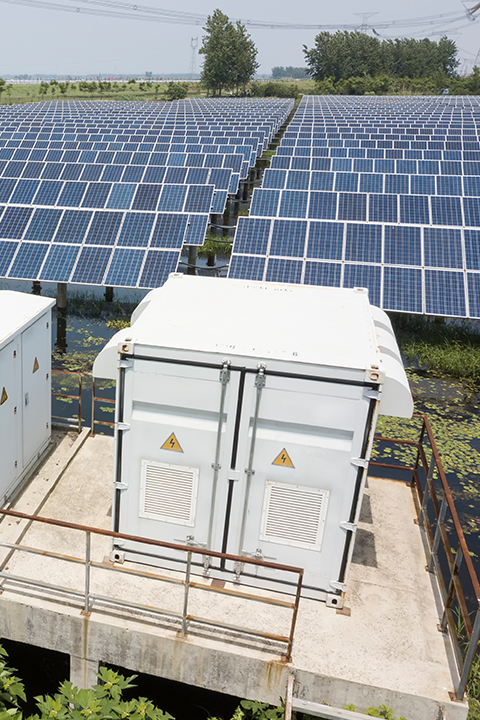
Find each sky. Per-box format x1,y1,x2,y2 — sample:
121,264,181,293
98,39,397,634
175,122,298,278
0,0,479,77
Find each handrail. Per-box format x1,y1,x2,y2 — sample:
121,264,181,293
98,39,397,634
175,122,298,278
371,413,480,700
51,369,85,433
91,376,115,437
0,507,303,662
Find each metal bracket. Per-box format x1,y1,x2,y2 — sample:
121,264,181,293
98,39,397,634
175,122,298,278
228,470,240,483
364,388,380,400
340,521,357,533
114,482,128,490
351,457,368,469
202,555,212,577
116,422,130,432
255,364,267,389
219,361,231,384
234,561,244,582
211,463,221,471
119,358,133,369
330,580,347,592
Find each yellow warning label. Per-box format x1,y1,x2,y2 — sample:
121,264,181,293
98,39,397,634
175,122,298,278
0,387,7,405
272,448,294,468
33,357,39,373
161,432,183,453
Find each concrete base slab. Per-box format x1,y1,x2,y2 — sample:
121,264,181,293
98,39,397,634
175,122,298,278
0,433,469,720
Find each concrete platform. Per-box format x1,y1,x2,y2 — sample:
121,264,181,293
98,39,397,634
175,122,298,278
0,430,468,720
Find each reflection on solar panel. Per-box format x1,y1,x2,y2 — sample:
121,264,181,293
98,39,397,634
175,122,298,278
229,95,480,318
0,98,294,288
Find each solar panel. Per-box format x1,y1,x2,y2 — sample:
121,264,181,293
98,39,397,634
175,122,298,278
0,205,33,238
117,212,155,247
425,270,466,316
270,220,307,257
383,267,422,313
150,213,188,248
85,211,123,245
265,257,302,284
105,248,146,287
55,209,92,244
184,214,208,246
467,274,480,317
138,249,179,287
9,241,49,279
71,246,112,284
40,244,80,281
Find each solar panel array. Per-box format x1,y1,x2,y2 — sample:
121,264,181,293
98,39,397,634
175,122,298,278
0,98,293,288
228,95,480,319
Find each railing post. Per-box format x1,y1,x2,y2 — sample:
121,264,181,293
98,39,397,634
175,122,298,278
428,496,447,573
91,376,96,438
84,531,91,615
441,546,464,633
78,375,83,434
420,454,436,528
181,551,192,637
285,570,303,662
457,608,480,700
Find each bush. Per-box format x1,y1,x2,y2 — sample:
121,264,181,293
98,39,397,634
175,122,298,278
165,81,189,100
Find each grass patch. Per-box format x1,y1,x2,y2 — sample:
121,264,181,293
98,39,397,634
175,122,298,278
390,313,480,386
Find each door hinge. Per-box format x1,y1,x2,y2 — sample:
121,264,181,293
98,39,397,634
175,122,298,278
364,388,380,401
351,457,368,469
340,521,357,533
116,422,130,432
114,482,128,490
119,358,133,369
219,361,231,384
330,580,347,592
255,364,267,388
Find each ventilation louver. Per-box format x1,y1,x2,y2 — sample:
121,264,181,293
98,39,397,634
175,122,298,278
260,480,329,550
140,460,198,526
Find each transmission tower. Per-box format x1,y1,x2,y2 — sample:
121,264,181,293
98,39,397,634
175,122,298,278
190,37,199,78
353,12,379,32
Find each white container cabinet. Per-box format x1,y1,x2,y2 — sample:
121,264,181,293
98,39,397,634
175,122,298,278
0,291,55,503
94,275,413,602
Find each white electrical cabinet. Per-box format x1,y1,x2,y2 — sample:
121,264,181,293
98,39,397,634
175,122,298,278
0,291,55,503
94,275,413,603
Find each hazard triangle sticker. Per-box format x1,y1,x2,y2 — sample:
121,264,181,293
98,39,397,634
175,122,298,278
161,432,183,453
272,448,294,468
33,357,39,373
0,387,7,406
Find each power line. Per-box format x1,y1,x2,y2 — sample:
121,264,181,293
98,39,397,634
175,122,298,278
0,0,479,33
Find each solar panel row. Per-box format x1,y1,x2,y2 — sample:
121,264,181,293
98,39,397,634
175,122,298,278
0,98,294,288
228,95,480,319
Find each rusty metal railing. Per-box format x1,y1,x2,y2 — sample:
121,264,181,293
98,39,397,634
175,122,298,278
0,508,303,662
51,369,85,434
371,413,480,700
91,377,115,437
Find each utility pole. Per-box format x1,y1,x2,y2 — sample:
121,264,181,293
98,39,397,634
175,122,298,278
353,12,379,32
466,2,480,18
190,37,199,78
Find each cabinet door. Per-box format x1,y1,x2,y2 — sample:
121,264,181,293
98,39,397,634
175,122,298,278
22,316,50,469
0,340,20,499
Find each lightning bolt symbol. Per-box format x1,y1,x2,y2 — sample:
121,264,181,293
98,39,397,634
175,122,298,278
281,454,286,464
170,438,175,448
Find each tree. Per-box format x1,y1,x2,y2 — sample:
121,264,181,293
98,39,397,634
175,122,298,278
165,81,189,100
304,31,459,82
0,77,5,102
231,21,259,95
199,9,258,96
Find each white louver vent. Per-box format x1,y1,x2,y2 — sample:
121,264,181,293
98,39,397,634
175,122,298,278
140,460,198,526
260,481,329,551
